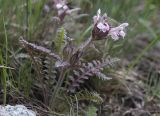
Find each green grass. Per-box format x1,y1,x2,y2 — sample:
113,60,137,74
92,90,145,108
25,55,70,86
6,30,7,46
0,49,7,105
0,16,9,105
0,0,47,104
146,70,160,99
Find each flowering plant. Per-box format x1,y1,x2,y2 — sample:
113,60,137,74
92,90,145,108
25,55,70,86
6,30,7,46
20,2,129,113
92,9,129,40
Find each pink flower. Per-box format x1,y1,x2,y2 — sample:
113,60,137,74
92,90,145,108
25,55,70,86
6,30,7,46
108,23,129,40
92,9,128,40
54,0,80,21
54,0,69,21
92,9,110,38
93,9,101,24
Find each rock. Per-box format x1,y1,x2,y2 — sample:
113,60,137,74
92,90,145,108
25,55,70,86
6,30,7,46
0,105,36,116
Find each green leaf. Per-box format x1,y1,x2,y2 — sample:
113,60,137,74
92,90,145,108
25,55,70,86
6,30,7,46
73,90,103,104
55,27,66,53
86,105,97,116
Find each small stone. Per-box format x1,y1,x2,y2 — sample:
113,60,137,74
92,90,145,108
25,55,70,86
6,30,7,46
0,105,36,116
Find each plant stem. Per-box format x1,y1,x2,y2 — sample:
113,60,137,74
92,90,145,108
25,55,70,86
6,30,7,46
2,17,8,105
49,36,93,109
79,36,93,51
3,17,8,66
0,50,7,105
26,0,31,40
49,68,67,110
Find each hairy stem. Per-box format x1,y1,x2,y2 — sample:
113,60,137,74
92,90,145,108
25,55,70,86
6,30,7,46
79,36,93,51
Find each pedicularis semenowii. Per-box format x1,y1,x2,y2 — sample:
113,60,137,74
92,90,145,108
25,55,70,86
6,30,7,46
20,0,129,110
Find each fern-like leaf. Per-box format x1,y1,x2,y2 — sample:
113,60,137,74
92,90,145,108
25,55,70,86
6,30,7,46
40,57,57,88
55,27,66,53
73,90,103,104
20,38,61,61
68,57,119,93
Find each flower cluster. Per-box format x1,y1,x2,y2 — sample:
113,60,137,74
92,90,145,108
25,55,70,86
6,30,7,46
92,9,128,41
54,0,69,21
54,0,80,21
